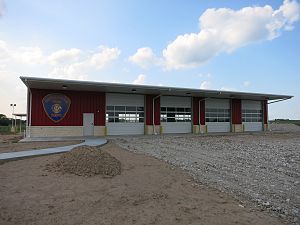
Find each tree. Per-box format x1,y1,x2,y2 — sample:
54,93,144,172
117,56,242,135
0,114,11,126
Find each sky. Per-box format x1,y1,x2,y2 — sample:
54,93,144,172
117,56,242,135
0,0,299,119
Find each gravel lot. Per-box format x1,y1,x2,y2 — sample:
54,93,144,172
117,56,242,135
270,123,300,132
114,131,300,224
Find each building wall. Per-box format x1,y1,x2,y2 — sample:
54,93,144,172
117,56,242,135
192,97,206,134
145,95,160,126
263,100,269,131
28,88,269,136
30,89,105,126
263,100,268,124
231,99,242,124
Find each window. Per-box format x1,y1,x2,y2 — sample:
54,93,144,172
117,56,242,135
160,107,191,122
205,108,230,122
106,106,144,123
242,109,262,122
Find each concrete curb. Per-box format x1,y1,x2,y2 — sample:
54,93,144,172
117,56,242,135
0,138,107,162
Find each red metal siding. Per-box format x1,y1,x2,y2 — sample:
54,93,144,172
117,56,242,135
193,97,205,125
154,97,160,125
192,97,200,125
200,98,205,125
145,95,160,125
231,99,242,124
263,100,268,124
30,89,105,126
145,95,152,125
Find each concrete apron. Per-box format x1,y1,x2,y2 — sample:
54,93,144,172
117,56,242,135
0,138,107,161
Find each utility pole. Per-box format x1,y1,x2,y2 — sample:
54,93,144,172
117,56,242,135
10,103,16,133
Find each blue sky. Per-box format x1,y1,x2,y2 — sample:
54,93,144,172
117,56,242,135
0,0,299,119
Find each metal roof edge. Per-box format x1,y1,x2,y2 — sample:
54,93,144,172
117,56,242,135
19,76,293,100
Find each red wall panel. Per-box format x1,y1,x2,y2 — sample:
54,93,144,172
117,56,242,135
193,97,205,125
200,98,205,125
263,100,268,124
192,97,199,125
154,97,160,125
145,95,160,125
145,95,152,125
30,89,105,126
231,99,242,124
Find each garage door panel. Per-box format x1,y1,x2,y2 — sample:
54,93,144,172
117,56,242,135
160,96,191,107
206,99,230,109
205,98,231,133
107,123,144,135
161,122,191,134
206,122,231,133
106,93,145,135
106,93,144,106
242,100,263,132
242,100,261,109
160,96,192,134
243,122,262,132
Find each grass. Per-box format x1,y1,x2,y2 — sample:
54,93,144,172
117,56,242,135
0,126,26,134
0,126,11,133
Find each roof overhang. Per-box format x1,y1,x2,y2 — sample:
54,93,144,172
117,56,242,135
13,113,27,117
20,76,293,101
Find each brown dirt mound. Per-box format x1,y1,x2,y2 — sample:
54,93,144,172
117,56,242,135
47,145,121,177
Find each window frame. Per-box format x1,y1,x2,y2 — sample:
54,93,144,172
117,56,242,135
106,105,144,123
205,108,231,123
160,107,192,123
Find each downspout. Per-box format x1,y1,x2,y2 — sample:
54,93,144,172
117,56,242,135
28,88,32,138
26,87,29,133
153,94,161,135
198,97,208,134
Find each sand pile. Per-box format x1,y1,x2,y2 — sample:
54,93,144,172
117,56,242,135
47,145,121,177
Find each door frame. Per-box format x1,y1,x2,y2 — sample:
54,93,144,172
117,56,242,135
83,113,94,136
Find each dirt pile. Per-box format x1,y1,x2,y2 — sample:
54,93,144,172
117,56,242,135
47,145,121,177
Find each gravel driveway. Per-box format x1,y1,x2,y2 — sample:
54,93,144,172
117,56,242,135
114,132,300,224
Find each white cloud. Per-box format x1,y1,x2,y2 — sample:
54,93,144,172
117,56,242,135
0,40,122,117
0,40,9,61
89,46,121,70
220,86,237,91
243,81,251,87
129,47,161,68
0,40,45,65
163,0,300,69
200,80,211,89
48,48,81,65
133,74,146,85
48,63,88,81
13,46,45,65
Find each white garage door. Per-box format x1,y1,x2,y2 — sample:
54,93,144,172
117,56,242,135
205,98,231,133
242,100,263,132
106,93,145,135
160,96,192,134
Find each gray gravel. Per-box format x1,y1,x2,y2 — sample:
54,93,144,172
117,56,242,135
113,132,300,224
270,123,300,132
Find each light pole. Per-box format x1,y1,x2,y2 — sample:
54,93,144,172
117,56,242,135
10,103,16,133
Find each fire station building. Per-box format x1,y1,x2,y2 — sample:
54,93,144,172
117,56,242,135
20,77,292,137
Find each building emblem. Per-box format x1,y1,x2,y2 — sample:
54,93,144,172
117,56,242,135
42,93,71,122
